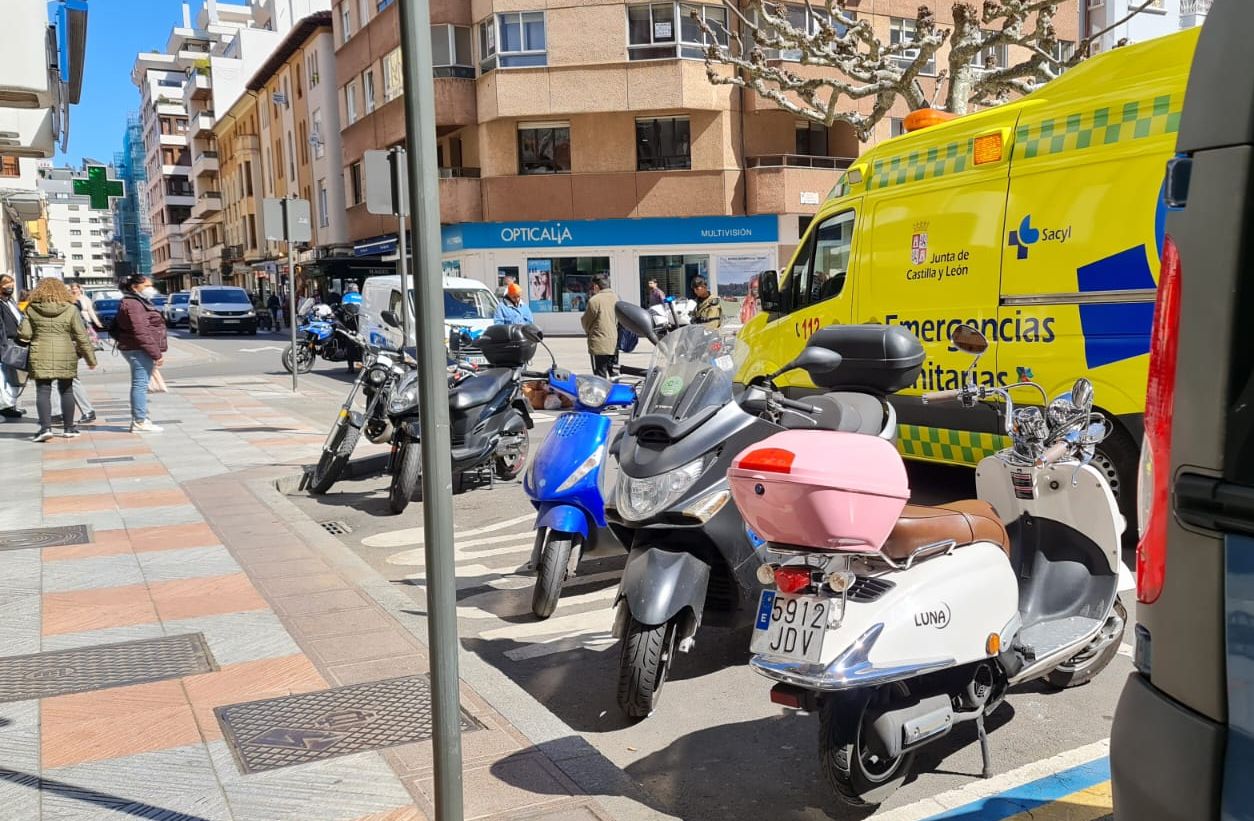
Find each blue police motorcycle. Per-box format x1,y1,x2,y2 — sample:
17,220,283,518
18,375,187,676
524,369,637,619
282,298,353,374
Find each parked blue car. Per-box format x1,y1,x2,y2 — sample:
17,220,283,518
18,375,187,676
524,368,636,619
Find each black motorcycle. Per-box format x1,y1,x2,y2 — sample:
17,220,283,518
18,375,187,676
606,303,908,718
308,330,410,495
383,313,541,515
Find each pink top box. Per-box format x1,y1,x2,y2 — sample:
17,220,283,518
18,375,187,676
728,430,910,552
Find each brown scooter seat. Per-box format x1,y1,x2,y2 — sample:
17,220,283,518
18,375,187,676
881,500,1010,562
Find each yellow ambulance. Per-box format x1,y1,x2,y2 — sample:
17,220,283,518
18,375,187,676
737,28,1199,517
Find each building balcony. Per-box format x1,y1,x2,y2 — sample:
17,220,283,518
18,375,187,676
192,150,219,178
191,191,223,219
745,155,852,216
233,134,261,155
439,173,482,224
193,112,215,137
0,1,52,109
188,71,211,101
434,76,476,134
164,192,197,207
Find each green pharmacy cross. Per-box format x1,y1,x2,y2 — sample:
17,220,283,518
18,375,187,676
72,165,125,211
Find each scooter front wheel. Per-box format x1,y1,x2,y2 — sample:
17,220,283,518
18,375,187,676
531,531,577,620
617,617,676,720
819,688,913,808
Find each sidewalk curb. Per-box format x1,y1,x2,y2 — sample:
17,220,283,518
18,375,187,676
251,474,677,821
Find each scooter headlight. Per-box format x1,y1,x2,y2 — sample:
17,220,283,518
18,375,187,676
387,372,420,415
617,457,706,522
366,366,389,386
576,376,611,409
555,446,607,494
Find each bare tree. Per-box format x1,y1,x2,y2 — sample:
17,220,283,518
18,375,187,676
697,0,1160,141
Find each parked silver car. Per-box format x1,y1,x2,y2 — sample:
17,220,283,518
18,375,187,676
164,291,190,327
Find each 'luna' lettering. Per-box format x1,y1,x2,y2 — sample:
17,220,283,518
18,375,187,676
913,603,952,629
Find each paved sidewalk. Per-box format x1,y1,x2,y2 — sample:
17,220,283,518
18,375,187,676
0,367,652,820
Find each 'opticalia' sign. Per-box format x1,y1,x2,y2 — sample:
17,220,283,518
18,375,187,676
442,215,778,254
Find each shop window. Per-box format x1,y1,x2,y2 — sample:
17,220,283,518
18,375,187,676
526,256,611,313
788,210,854,312
629,3,727,60
795,121,827,156
479,12,546,72
636,117,691,171
638,254,708,306
518,122,571,175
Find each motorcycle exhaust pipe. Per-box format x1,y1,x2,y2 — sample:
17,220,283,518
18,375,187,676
870,694,955,759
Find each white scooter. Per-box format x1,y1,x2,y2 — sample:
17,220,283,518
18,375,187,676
728,324,1133,808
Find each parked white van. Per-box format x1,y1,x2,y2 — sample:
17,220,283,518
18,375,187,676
361,275,500,360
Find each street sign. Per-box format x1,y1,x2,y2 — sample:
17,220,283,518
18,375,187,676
262,197,312,243
71,165,124,211
364,149,409,217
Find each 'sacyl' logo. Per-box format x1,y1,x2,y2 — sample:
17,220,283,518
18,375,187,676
1008,215,1072,260
914,602,952,629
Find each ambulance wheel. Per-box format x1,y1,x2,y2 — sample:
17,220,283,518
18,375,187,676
819,687,913,808
1045,599,1127,689
617,618,675,720
1092,425,1139,551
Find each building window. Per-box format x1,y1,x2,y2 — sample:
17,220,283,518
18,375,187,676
346,80,359,124
0,157,19,177
312,109,325,159
889,118,906,138
970,35,1008,72
518,122,571,175
479,12,546,72
349,162,363,205
795,121,827,156
71,242,83,248
525,256,611,313
69,229,82,236
288,132,297,181
340,2,353,42
756,5,854,61
432,24,473,77
383,48,404,101
636,116,691,171
639,254,708,305
307,51,320,87
318,179,329,227
72,254,83,261
359,0,371,27
364,70,376,114
628,2,728,60
378,0,395,9
1051,40,1076,64
889,17,936,75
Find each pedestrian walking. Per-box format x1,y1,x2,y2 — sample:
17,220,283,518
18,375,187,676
17,278,96,442
691,277,722,329
0,274,26,419
493,282,534,325
646,278,666,307
65,283,99,424
267,292,283,332
581,275,618,378
113,273,168,433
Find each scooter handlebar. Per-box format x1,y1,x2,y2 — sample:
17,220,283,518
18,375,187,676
1040,442,1070,465
922,389,963,404
778,396,822,415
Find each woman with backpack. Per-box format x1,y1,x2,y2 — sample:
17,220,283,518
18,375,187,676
113,274,168,433
17,278,96,442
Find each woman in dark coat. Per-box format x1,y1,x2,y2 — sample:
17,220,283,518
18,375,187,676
113,273,168,433
17,278,97,442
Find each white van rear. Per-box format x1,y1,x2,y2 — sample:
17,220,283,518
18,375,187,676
361,275,499,359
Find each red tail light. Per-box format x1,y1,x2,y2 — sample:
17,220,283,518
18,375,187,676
1136,233,1182,604
737,447,795,474
774,566,812,595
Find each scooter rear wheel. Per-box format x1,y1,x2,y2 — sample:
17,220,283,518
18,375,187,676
531,531,576,620
388,438,422,514
617,617,675,719
819,688,913,808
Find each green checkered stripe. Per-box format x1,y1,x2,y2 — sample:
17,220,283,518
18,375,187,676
868,139,972,191
1014,93,1183,160
896,424,1011,465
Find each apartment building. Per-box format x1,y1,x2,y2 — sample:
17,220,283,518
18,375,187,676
333,1,1078,333
41,165,118,287
114,114,153,277
1083,0,1209,52
215,11,349,297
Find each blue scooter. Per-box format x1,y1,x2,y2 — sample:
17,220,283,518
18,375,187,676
524,368,636,619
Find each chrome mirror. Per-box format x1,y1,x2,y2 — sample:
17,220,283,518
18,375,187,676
1071,378,1094,415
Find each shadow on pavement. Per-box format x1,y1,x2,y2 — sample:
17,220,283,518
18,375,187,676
0,767,212,821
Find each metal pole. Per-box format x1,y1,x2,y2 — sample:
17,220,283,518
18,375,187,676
288,200,298,393
397,1,463,819
393,148,411,351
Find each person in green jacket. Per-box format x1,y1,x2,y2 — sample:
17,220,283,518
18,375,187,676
18,278,97,442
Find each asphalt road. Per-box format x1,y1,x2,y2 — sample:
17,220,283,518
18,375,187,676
169,329,1133,820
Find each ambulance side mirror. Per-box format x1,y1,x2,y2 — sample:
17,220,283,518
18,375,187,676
759,271,781,313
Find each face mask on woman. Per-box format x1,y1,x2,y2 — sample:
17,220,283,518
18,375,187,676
141,286,159,299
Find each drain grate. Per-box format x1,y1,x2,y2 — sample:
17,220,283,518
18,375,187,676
85,456,135,465
0,525,91,552
216,675,482,774
319,520,352,536
0,633,217,703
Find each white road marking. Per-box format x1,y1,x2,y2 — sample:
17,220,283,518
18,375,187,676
480,607,614,641
503,633,617,662
239,346,285,353
458,585,618,620
874,738,1110,821
388,540,535,567
363,512,535,548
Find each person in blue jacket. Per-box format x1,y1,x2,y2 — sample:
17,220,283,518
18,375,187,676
493,282,533,325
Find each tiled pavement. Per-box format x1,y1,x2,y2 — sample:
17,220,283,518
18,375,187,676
0,374,631,821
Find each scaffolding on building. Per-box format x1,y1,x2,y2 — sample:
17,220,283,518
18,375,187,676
113,113,153,277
